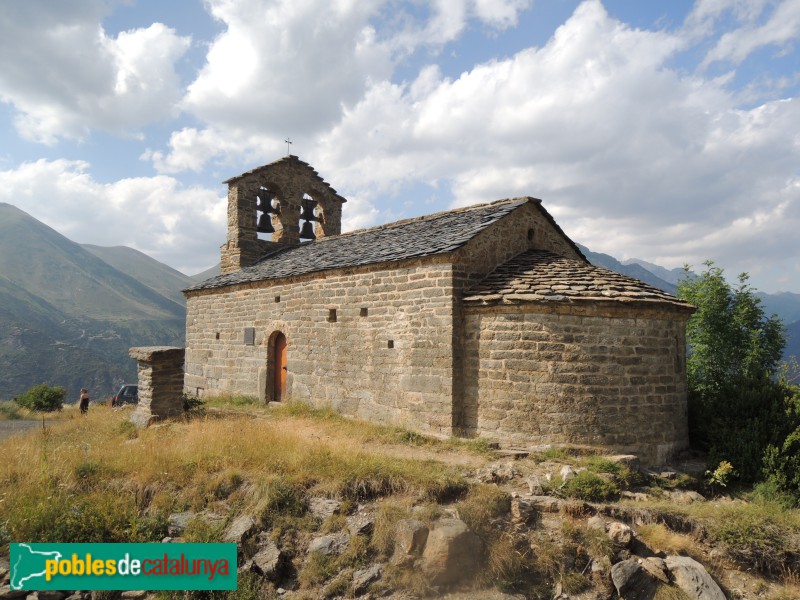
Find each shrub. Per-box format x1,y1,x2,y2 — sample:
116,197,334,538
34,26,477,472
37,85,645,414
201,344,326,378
15,383,65,412
763,426,800,507
561,471,619,502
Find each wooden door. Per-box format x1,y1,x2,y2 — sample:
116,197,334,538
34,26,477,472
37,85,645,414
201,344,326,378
274,333,287,401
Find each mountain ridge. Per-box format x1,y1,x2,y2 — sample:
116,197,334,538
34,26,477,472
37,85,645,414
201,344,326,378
0,203,184,401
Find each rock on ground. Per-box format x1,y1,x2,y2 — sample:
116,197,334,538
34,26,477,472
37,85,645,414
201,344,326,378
421,519,484,587
665,556,726,600
611,558,661,600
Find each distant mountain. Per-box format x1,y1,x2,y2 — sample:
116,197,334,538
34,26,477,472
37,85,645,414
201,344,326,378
190,263,220,282
82,244,193,307
622,258,688,286
757,291,800,325
0,203,185,401
576,244,677,294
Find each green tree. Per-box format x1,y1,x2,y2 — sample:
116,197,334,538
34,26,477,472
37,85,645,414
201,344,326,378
15,383,66,412
677,262,789,482
677,262,785,396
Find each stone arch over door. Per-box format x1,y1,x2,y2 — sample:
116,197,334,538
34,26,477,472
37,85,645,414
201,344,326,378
266,330,288,402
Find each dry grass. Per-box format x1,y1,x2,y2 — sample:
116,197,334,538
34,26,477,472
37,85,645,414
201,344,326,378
0,404,468,546
636,523,702,558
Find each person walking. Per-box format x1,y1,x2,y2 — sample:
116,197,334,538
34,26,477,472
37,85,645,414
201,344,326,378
79,388,90,414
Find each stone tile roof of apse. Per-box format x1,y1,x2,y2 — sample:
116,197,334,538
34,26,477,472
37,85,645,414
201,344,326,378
223,155,347,203
463,249,694,310
188,198,567,291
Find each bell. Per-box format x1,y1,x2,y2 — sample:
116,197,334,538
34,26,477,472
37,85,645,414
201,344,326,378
257,213,275,234
299,220,316,240
300,202,317,221
257,195,277,214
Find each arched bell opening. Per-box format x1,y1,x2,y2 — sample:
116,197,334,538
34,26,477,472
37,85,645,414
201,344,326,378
256,184,284,240
266,330,288,402
299,193,320,242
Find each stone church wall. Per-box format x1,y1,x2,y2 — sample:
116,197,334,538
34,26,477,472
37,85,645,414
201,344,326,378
449,201,586,430
462,304,690,464
184,257,457,436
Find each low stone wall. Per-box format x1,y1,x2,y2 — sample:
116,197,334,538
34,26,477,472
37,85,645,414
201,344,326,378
129,346,185,428
462,305,690,464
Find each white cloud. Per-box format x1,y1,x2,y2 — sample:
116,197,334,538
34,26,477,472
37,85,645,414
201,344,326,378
472,0,531,29
310,0,799,289
181,0,392,136
0,2,190,144
688,0,800,67
0,159,225,274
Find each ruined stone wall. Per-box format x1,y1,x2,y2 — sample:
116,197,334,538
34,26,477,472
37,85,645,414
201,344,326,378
185,258,457,436
129,346,185,428
462,304,690,464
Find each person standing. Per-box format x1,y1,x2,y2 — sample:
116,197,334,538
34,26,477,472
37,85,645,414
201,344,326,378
79,388,90,414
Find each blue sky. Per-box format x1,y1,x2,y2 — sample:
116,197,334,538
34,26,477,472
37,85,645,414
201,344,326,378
0,0,798,293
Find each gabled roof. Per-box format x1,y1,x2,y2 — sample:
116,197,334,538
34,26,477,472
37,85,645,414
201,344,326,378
188,197,541,292
464,249,693,310
223,155,346,203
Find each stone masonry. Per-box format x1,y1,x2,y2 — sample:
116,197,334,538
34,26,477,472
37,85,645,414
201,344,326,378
220,156,346,274
174,158,695,464
129,346,185,428
462,306,689,464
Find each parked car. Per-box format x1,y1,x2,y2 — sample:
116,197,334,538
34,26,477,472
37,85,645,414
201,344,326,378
113,384,138,406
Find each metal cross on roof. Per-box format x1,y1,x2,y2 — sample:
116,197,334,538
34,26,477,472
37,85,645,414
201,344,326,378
285,138,292,155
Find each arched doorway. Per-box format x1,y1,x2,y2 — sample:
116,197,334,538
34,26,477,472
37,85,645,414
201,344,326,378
273,332,287,402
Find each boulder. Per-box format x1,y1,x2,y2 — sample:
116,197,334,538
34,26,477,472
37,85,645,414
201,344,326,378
0,586,27,600
308,533,349,556
167,511,195,537
640,557,669,584
244,539,286,581
475,462,517,484
608,522,634,547
167,510,224,537
352,563,383,595
527,495,562,513
347,512,375,537
510,497,537,525
394,519,429,557
0,558,7,585
665,556,726,600
587,516,607,531
308,498,342,521
526,474,544,495
223,514,256,544
611,558,660,600
119,592,148,599
421,519,484,586
559,465,578,484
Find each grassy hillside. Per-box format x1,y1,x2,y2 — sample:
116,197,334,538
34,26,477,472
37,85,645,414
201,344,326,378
0,401,797,599
0,203,184,321
82,244,194,307
0,203,186,400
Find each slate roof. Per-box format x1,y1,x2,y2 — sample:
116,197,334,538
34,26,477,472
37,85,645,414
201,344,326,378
463,249,693,310
188,197,548,291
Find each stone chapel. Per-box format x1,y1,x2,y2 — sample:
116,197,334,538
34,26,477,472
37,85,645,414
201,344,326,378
135,155,694,464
